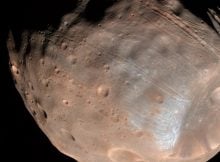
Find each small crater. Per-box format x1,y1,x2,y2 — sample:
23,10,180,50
43,110,48,119
63,99,69,105
61,129,76,142
11,65,19,75
69,56,77,64
134,131,145,138
24,91,29,96
36,101,42,108
61,42,68,50
36,110,48,125
40,58,44,65
87,100,91,104
97,85,110,97
28,82,34,90
97,52,102,56
111,115,120,123
78,84,83,89
64,21,69,26
124,81,130,85
85,57,91,64
145,88,164,104
108,148,145,162
32,110,37,116
104,64,110,71
154,95,164,104
42,79,49,87
69,79,75,84
55,68,60,74
99,109,109,117
71,135,76,141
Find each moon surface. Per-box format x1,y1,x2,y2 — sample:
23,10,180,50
6,0,220,161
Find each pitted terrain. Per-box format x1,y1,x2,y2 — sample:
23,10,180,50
4,0,220,162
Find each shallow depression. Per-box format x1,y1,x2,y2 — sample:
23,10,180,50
108,148,146,162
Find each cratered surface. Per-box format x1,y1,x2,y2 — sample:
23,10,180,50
6,0,220,161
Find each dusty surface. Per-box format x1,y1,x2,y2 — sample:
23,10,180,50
6,0,220,162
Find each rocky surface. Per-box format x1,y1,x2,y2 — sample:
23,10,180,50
4,0,220,161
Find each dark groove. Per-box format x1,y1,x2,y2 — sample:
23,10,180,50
43,110,48,119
